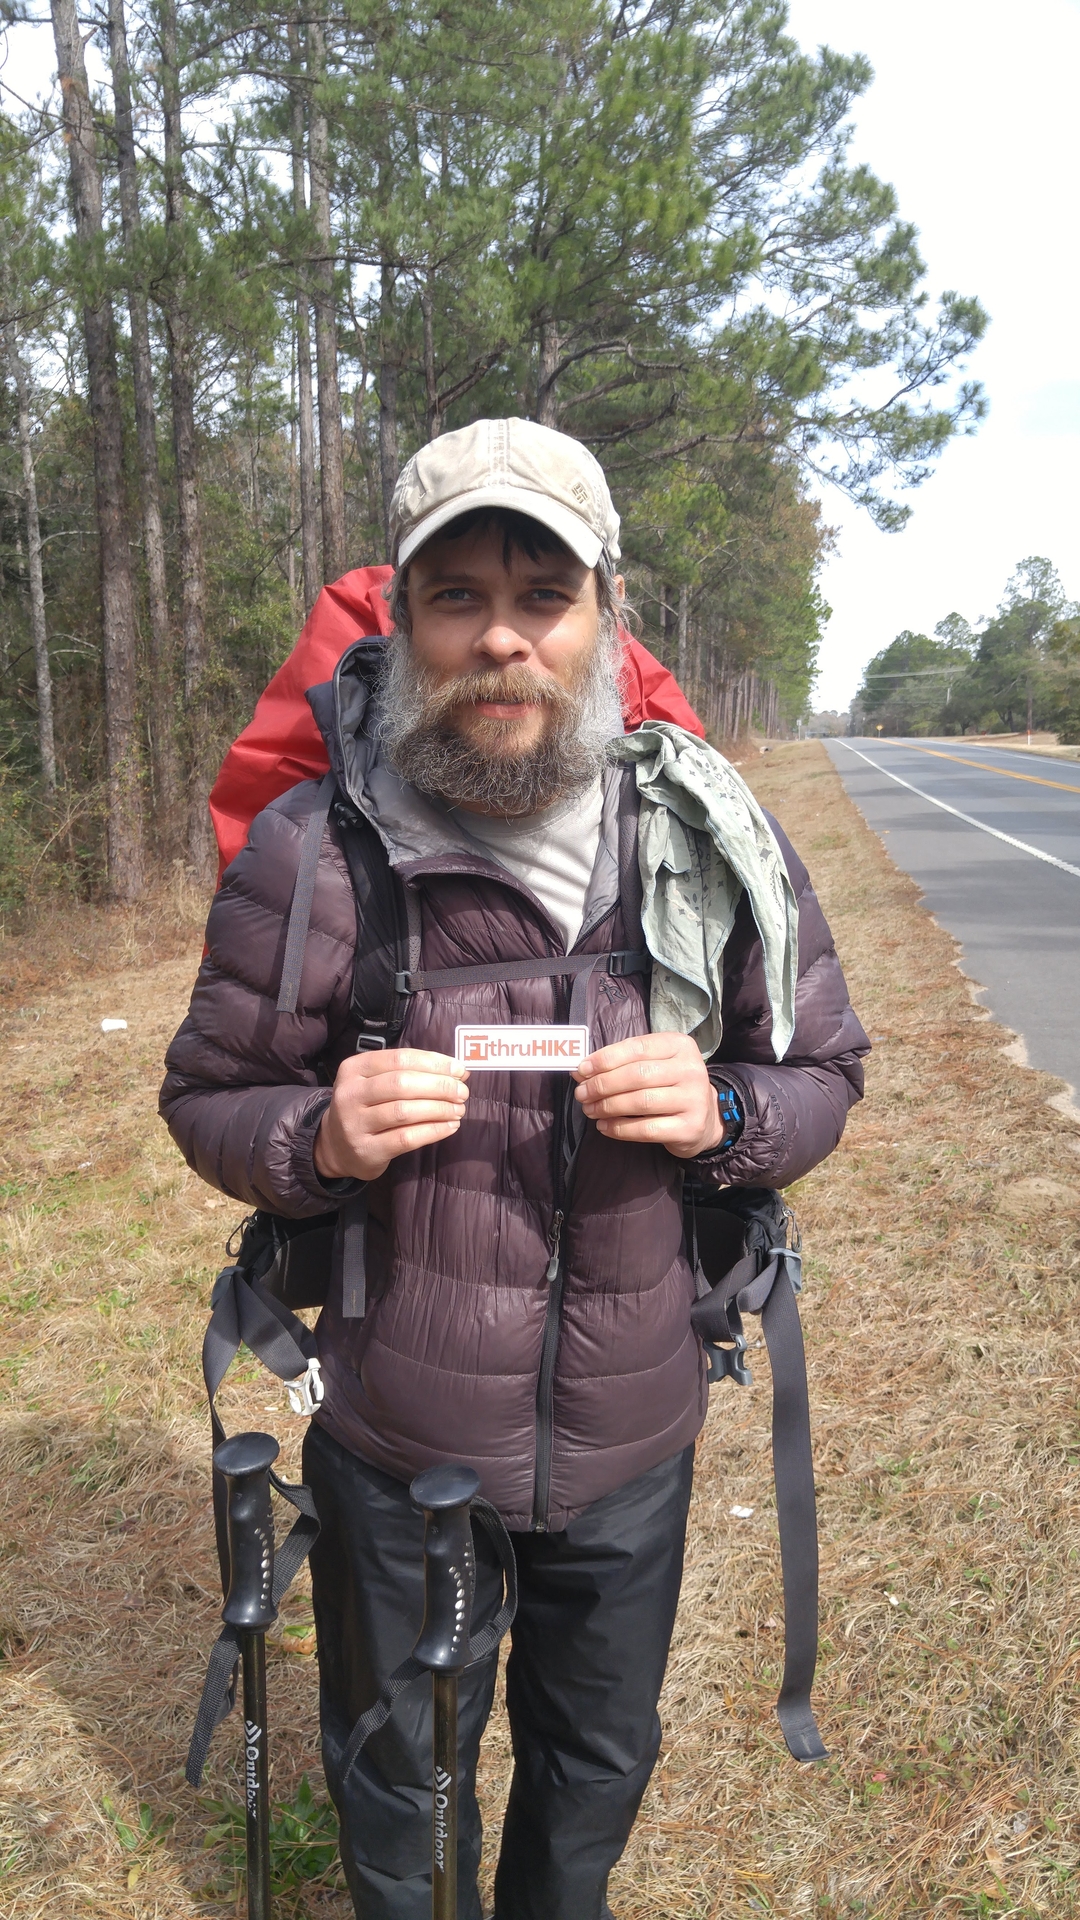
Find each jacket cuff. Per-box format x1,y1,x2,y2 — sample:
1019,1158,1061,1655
692,1068,762,1185
292,1091,366,1207
689,1072,744,1171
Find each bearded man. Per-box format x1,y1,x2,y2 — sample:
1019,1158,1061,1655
161,418,868,1920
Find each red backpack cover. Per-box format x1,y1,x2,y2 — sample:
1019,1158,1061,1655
209,564,704,876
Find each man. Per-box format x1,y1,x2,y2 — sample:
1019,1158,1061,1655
162,417,867,1920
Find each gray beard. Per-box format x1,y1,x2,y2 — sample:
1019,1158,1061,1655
373,617,624,815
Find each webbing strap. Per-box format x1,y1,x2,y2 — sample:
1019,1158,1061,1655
203,1263,318,1577
277,771,337,1014
339,1496,518,1781
758,1263,825,1763
334,1189,369,1320
186,1259,324,1787
185,1472,320,1787
395,949,650,994
722,1248,826,1763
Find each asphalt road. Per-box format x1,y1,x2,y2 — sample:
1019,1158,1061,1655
824,736,1080,1108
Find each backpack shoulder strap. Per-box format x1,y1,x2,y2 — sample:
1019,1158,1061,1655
276,770,337,1015
332,795,413,1050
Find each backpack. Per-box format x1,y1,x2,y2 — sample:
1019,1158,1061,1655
193,635,827,1769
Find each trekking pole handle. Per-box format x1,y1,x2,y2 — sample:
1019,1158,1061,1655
410,1464,480,1673
214,1431,280,1632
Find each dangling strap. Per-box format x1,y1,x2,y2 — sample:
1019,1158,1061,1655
277,771,337,1015
692,1244,826,1763
338,1496,518,1780
333,1189,369,1320
756,1258,825,1764
201,1261,319,1583
185,1258,324,1787
185,1468,319,1787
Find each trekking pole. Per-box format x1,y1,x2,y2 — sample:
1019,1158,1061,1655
215,1431,280,1920
410,1464,481,1920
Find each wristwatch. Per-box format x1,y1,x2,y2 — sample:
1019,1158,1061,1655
710,1080,744,1151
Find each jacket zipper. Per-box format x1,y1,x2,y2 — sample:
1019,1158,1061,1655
532,1206,564,1531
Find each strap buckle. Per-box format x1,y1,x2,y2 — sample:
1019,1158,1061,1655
393,971,415,995
607,949,650,977
285,1357,325,1417
777,1246,803,1294
704,1334,753,1387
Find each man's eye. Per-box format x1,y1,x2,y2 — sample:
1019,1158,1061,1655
434,589,475,603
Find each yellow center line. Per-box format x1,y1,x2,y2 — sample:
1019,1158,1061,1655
885,740,1080,795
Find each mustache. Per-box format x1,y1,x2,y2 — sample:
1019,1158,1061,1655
410,665,578,730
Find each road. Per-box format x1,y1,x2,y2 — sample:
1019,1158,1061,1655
824,736,1080,1109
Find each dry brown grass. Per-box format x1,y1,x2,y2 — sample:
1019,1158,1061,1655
0,864,211,1017
1,741,1079,1918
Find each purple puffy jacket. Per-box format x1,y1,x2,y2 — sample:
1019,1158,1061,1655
161,663,868,1528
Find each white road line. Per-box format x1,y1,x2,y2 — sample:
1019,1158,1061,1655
834,740,1080,882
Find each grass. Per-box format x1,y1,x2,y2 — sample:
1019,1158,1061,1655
1,739,1079,1917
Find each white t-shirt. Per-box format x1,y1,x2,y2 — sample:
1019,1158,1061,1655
450,777,604,952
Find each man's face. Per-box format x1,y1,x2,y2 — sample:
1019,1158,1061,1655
405,526,603,764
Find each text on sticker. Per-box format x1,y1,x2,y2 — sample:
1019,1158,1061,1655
454,1024,590,1070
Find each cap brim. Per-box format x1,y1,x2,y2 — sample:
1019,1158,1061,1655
396,484,607,570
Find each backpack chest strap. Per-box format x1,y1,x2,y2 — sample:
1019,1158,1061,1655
394,949,651,994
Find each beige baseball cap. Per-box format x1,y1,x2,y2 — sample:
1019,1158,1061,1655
389,417,621,570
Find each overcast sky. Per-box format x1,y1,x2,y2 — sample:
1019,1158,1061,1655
4,5,1077,714
784,0,1080,709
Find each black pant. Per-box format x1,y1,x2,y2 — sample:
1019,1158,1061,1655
304,1424,694,1920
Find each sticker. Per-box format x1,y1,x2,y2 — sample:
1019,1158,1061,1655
454,1024,590,1070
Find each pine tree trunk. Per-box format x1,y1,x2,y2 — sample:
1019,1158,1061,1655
6,335,56,791
50,0,146,899
160,0,212,878
107,0,180,849
659,584,673,665
307,16,346,584
677,582,689,683
288,19,321,612
422,275,441,439
536,318,559,427
379,261,399,556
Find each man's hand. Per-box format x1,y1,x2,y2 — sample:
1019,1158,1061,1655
572,1033,724,1159
314,1049,470,1184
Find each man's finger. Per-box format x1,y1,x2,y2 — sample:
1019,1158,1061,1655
575,1060,685,1101
579,1088,690,1121
573,1033,686,1079
354,1048,468,1080
350,1071,469,1106
360,1099,469,1136
594,1114,686,1143
380,1118,466,1156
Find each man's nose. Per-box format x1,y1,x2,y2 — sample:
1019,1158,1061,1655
475,621,532,663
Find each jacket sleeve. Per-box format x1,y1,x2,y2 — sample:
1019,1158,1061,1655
159,782,363,1215
694,814,869,1190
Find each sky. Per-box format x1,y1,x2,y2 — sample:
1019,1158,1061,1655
783,0,1080,710
3,5,1077,714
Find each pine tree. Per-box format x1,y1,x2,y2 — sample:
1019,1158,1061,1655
50,0,147,899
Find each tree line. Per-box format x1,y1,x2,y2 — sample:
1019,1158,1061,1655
0,0,986,903
852,558,1080,741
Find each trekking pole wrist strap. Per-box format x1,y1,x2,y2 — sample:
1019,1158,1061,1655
338,1494,518,1783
